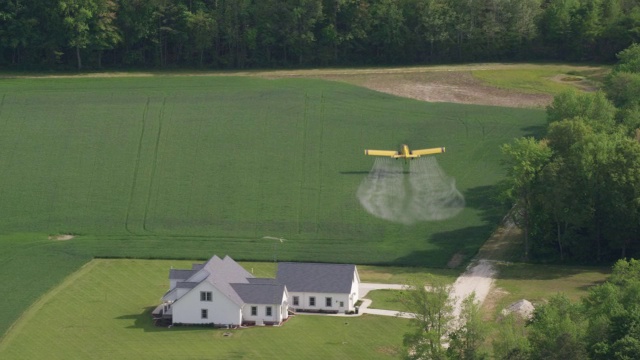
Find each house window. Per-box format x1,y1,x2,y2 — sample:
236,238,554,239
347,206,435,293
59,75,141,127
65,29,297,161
201,309,208,319
340,301,344,307
309,297,316,306
293,296,299,306
251,306,257,316
200,291,212,301
266,306,272,316
326,297,332,307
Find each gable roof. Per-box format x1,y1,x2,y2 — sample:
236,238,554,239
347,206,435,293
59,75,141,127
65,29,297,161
231,283,286,304
169,255,289,309
248,278,279,285
276,262,357,294
198,255,254,307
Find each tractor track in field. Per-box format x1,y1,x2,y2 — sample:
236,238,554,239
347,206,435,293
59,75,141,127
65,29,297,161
125,98,151,235
142,97,168,233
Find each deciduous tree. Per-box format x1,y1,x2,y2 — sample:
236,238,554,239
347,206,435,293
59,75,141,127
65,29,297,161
400,276,453,360
501,137,552,260
492,313,530,360
447,292,489,360
527,294,587,360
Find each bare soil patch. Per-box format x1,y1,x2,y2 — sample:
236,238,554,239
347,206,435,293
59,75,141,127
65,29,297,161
549,73,598,92
376,346,400,356
482,287,509,321
49,234,74,241
475,220,523,261
319,71,552,108
447,252,465,269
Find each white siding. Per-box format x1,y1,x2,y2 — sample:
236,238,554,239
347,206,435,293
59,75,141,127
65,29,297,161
287,269,360,313
289,292,352,312
241,290,289,324
281,289,289,321
349,268,360,310
172,282,242,325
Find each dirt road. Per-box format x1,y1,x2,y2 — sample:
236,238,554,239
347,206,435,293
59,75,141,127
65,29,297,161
449,259,497,325
448,220,519,327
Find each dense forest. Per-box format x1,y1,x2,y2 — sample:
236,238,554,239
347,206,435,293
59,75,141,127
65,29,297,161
502,43,640,264
2,0,640,69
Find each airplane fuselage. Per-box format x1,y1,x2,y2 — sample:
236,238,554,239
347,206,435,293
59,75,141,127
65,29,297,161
401,144,412,159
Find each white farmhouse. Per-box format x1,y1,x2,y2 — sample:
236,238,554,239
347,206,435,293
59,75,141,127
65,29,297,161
153,255,289,326
153,255,361,326
276,262,360,313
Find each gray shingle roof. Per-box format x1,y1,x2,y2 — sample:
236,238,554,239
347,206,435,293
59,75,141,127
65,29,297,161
167,255,290,309
248,278,278,284
176,282,199,289
169,269,197,280
231,283,286,304
200,255,254,307
276,262,357,294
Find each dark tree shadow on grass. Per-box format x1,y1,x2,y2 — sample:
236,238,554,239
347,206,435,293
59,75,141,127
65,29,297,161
462,184,506,225
391,225,496,270
391,184,506,268
521,124,547,139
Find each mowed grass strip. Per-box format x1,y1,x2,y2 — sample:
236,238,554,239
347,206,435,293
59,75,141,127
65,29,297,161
489,263,610,318
0,259,409,359
471,64,607,94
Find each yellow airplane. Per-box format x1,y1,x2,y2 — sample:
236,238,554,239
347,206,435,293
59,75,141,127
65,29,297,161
364,144,445,162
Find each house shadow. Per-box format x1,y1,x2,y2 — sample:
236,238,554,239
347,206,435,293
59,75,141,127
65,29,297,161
116,306,206,332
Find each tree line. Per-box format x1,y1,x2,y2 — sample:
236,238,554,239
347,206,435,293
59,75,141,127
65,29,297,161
401,259,640,359
3,0,640,70
502,43,640,264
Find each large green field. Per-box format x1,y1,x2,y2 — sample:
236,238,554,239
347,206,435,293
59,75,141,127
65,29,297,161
0,75,545,339
0,76,544,263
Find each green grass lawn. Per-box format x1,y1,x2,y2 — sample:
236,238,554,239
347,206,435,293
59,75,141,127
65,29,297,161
490,262,611,317
0,259,410,359
240,262,460,284
471,64,607,94
366,290,409,312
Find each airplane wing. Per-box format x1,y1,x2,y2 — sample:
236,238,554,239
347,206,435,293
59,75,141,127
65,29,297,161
364,149,399,157
412,147,446,156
